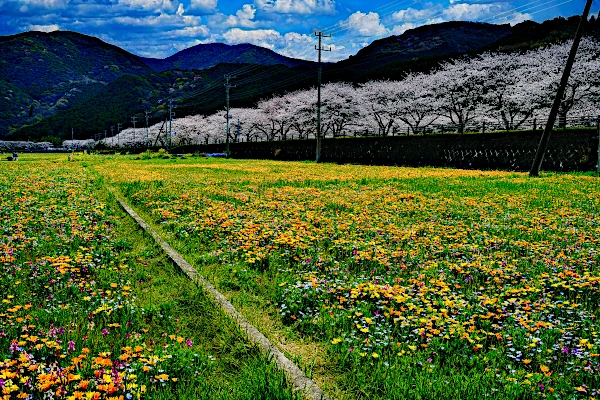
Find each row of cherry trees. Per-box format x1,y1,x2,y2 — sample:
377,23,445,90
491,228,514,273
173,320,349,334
102,37,600,147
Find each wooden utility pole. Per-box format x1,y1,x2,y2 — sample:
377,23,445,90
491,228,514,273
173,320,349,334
145,111,150,148
131,116,137,151
530,0,593,176
597,115,600,173
224,75,236,156
315,31,331,163
117,123,122,148
168,100,175,151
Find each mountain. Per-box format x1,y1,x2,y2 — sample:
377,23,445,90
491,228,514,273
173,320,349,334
484,15,586,52
141,43,314,72
4,15,600,142
326,16,600,82
0,30,153,136
328,21,512,82
356,21,512,61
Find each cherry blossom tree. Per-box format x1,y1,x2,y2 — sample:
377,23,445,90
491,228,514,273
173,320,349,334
321,82,362,137
429,59,486,134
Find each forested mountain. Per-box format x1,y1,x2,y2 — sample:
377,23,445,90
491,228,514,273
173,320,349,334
0,31,153,137
141,43,314,72
3,14,600,142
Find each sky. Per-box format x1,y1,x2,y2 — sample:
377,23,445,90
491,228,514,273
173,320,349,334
0,0,594,62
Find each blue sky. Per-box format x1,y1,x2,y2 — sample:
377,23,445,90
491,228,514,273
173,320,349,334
0,0,593,61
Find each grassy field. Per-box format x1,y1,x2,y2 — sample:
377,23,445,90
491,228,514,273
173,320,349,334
0,154,298,400
3,152,600,399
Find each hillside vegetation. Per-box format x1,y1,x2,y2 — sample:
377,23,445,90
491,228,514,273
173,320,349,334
3,15,600,142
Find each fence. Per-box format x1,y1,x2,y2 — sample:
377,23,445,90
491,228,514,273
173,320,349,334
183,115,598,145
175,128,600,172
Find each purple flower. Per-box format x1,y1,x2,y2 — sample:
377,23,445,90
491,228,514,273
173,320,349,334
68,340,75,351
102,328,110,336
562,346,570,355
186,340,193,347
9,342,20,353
0,378,5,388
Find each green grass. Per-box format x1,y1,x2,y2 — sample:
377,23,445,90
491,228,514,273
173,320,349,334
89,154,600,400
0,154,300,400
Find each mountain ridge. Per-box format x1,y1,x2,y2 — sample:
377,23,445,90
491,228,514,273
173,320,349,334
3,14,599,141
141,42,315,72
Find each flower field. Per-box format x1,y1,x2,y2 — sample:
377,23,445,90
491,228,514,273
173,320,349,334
0,155,297,400
96,156,600,399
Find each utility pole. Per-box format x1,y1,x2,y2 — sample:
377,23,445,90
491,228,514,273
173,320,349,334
224,75,236,156
131,116,137,151
597,115,600,173
71,128,74,142
168,99,175,151
530,0,593,176
145,111,150,148
117,122,122,148
315,31,331,163
236,119,241,143
110,126,115,147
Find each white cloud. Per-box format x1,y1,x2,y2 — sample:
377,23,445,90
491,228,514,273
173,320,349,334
117,0,178,12
392,7,441,22
494,11,532,26
207,4,261,28
17,0,67,12
226,4,259,27
28,23,60,32
223,28,281,48
190,0,217,11
390,7,445,35
442,3,502,20
114,13,201,28
166,25,211,38
254,0,335,15
344,11,389,36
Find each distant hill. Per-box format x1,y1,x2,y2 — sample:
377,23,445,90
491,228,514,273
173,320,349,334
327,16,599,82
356,21,511,61
327,21,514,82
4,14,600,142
0,30,153,136
484,15,586,52
141,43,314,72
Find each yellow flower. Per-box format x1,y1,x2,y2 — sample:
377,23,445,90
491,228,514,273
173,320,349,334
331,338,342,344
